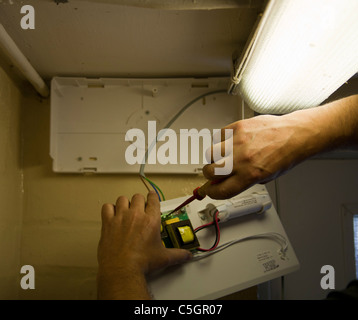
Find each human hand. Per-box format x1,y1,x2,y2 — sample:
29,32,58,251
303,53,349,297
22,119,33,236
97,191,192,299
203,112,319,199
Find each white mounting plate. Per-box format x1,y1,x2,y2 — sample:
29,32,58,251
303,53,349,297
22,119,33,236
50,77,241,173
149,185,300,300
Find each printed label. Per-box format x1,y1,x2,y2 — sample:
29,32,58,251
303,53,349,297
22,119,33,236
257,250,279,273
233,197,257,208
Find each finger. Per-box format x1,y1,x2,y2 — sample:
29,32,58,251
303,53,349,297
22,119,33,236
115,196,129,215
145,191,160,217
101,203,115,222
164,248,192,267
203,175,250,200
129,193,146,211
202,155,234,180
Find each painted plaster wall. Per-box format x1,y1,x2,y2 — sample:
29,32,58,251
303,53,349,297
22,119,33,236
19,91,208,299
0,64,23,299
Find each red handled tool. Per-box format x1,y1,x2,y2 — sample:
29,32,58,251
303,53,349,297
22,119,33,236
168,180,220,214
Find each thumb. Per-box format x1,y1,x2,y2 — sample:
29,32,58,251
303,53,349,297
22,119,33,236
165,248,192,267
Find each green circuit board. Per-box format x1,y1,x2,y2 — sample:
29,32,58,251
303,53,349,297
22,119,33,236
161,207,190,223
160,207,200,251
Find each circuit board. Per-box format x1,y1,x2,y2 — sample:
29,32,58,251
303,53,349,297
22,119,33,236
160,207,200,251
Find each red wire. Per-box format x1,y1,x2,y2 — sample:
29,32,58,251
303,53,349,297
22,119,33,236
194,220,215,231
195,210,220,252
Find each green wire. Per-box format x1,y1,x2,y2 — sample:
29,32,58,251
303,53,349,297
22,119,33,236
143,176,166,201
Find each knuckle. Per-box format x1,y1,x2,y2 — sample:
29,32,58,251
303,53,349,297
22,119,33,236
217,187,233,199
161,252,171,268
203,164,215,179
247,166,267,183
233,121,243,132
235,136,246,146
249,168,262,181
131,209,143,219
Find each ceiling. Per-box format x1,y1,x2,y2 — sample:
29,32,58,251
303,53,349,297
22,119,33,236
0,0,263,82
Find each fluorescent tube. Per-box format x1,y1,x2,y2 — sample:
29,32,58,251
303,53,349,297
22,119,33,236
230,0,358,114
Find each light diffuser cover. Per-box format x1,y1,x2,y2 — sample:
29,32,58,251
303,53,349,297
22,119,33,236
234,0,358,114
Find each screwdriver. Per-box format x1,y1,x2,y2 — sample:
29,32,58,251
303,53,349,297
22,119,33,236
168,180,216,214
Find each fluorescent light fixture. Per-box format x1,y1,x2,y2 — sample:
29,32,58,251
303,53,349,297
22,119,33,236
229,0,358,114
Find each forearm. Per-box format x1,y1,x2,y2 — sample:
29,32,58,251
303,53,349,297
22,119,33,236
320,95,358,148
286,94,358,159
203,94,358,199
97,268,151,300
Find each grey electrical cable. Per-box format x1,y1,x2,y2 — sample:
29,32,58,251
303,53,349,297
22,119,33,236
139,89,227,177
191,232,289,261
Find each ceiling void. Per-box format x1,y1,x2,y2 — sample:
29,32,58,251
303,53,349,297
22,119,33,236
0,0,262,80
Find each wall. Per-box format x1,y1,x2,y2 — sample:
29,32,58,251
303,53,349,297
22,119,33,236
0,1,258,299
277,80,358,299
278,159,358,299
0,64,23,299
0,67,252,300
19,91,211,299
